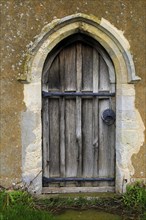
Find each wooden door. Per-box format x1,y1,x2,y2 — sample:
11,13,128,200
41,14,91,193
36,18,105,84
42,34,115,191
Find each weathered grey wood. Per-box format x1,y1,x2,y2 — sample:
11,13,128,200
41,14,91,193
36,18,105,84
65,44,76,91
82,44,93,91
82,99,93,177
42,35,116,191
65,99,77,177
43,38,78,83
59,48,65,92
93,49,99,92
42,186,115,194
76,43,82,177
99,56,110,91
42,98,50,178
76,97,82,178
64,43,77,181
59,48,65,179
76,43,82,91
92,49,99,179
98,98,115,187
82,45,96,179
98,99,110,186
49,99,60,177
107,97,116,182
110,83,116,93
98,56,115,187
48,55,60,90
98,55,109,186
60,98,65,177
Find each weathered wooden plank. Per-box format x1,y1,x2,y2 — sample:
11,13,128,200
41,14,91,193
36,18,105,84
42,186,115,194
48,55,60,90
98,54,115,186
76,43,82,178
76,98,82,178
59,48,65,179
64,44,76,91
98,53,110,184
42,98,50,179
49,99,60,177
82,43,93,91
107,97,116,183
99,56,110,91
59,48,65,92
82,99,93,177
65,99,77,177
98,98,115,187
92,49,99,179
60,98,65,177
93,49,99,92
76,43,82,91
98,99,110,183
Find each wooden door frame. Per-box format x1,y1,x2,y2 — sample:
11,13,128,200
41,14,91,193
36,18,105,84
20,14,144,194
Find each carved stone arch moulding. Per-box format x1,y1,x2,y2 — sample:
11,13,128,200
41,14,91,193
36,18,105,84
20,14,144,194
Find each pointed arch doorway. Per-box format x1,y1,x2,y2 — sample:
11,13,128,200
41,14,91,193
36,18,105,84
42,34,116,193
21,14,142,194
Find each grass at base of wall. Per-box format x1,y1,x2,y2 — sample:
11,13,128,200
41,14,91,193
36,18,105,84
0,181,145,220
0,204,54,220
0,190,54,220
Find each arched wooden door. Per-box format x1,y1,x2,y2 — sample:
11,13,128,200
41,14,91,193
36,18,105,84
42,34,116,192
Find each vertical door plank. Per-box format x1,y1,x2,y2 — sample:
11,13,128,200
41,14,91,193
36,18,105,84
59,49,65,92
59,49,65,178
82,44,93,91
76,43,82,177
60,98,65,177
64,44,76,91
65,99,77,177
64,43,77,180
42,98,50,178
92,49,99,178
82,99,93,177
48,56,60,90
107,96,116,184
82,43,93,179
98,99,109,179
76,43,82,91
99,56,110,91
98,55,115,187
49,99,60,177
98,56,110,186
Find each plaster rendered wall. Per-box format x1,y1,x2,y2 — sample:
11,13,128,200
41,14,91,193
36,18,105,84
0,0,146,188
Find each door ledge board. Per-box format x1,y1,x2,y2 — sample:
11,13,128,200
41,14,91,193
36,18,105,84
42,186,115,194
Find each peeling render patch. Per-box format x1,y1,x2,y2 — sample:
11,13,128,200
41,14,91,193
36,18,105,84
116,84,145,192
20,14,145,194
21,83,42,193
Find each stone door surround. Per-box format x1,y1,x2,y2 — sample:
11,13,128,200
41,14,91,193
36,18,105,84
20,14,144,194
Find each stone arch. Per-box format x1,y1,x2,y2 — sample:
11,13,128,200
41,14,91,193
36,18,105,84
20,14,144,194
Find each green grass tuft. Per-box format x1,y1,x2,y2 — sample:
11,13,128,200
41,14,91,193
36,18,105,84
122,181,146,213
0,190,53,220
